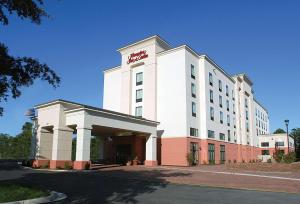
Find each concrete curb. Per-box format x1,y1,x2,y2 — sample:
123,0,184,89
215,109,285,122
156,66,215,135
1,191,67,204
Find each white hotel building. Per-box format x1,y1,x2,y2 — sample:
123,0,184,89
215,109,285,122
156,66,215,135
33,35,273,169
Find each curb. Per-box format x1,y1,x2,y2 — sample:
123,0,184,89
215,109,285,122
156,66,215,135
1,191,67,204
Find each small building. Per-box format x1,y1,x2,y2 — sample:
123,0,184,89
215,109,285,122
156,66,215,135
258,133,295,162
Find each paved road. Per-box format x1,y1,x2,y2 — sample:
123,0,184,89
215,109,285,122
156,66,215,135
1,164,300,204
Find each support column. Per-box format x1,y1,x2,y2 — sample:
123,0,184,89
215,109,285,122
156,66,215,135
145,133,158,166
33,127,53,168
50,127,73,169
74,127,92,170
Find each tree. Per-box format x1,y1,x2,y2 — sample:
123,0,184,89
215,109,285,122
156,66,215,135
0,0,60,116
0,122,32,159
290,128,300,159
273,128,286,134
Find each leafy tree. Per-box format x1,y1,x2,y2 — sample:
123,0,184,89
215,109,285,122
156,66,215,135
290,128,300,158
273,128,286,134
0,122,32,159
0,0,60,116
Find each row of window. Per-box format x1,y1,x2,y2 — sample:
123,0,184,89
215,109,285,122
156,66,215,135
256,108,268,122
208,72,235,101
261,141,284,147
207,129,236,142
135,72,143,117
209,107,236,127
256,119,268,131
209,90,236,114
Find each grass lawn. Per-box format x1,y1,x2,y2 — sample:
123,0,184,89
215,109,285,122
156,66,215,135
0,183,49,203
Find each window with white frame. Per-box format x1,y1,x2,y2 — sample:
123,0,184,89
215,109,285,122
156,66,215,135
226,100,229,111
136,89,143,102
135,106,142,117
136,72,143,86
192,102,196,117
219,95,222,107
191,83,196,98
226,85,229,96
227,114,230,126
210,90,214,103
220,111,223,124
219,80,222,92
209,72,213,86
190,128,198,137
219,133,225,140
208,130,215,138
210,107,214,121
228,130,231,141
191,64,195,79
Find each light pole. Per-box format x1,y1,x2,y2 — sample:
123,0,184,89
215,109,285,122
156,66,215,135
284,119,289,153
25,108,38,160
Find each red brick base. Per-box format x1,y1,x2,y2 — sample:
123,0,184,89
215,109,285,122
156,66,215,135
33,159,50,168
50,160,73,169
144,160,158,166
73,161,90,170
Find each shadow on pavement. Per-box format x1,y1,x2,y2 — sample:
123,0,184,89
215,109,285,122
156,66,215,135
0,166,191,203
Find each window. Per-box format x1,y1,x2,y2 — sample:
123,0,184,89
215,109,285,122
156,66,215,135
261,142,269,147
210,90,214,103
210,107,214,121
220,145,226,164
192,102,196,117
136,89,143,102
232,90,235,100
209,72,213,86
208,130,215,138
245,98,248,108
190,128,199,137
191,83,196,98
136,72,143,86
218,80,222,92
219,133,225,140
228,130,231,142
262,150,270,155
275,141,284,147
135,106,142,117
220,111,223,124
191,64,195,79
233,103,235,114
233,117,236,128
226,85,229,96
227,114,230,126
219,95,222,107
246,122,249,132
208,143,215,164
234,131,237,142
226,100,229,111
246,110,249,120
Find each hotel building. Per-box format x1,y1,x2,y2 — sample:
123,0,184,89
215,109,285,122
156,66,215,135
33,35,274,169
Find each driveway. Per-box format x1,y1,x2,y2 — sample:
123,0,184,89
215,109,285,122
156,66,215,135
1,164,300,204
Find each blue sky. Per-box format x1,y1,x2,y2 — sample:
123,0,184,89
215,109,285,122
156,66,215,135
0,0,299,135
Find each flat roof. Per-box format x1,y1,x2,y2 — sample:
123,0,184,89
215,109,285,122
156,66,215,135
35,99,159,125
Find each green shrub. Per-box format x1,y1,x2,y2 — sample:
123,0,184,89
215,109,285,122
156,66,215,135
186,153,194,166
64,162,73,170
41,161,49,169
267,158,272,163
283,152,296,163
273,149,285,163
233,159,237,163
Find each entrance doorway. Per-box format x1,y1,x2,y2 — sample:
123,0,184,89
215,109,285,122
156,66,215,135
116,144,132,165
190,142,199,165
220,145,226,164
208,143,215,164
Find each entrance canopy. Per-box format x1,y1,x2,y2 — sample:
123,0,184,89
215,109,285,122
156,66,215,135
34,99,159,169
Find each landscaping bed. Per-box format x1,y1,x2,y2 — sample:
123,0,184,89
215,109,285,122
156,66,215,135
0,183,49,203
226,162,300,172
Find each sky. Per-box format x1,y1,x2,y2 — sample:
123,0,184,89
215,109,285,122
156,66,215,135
0,0,300,135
